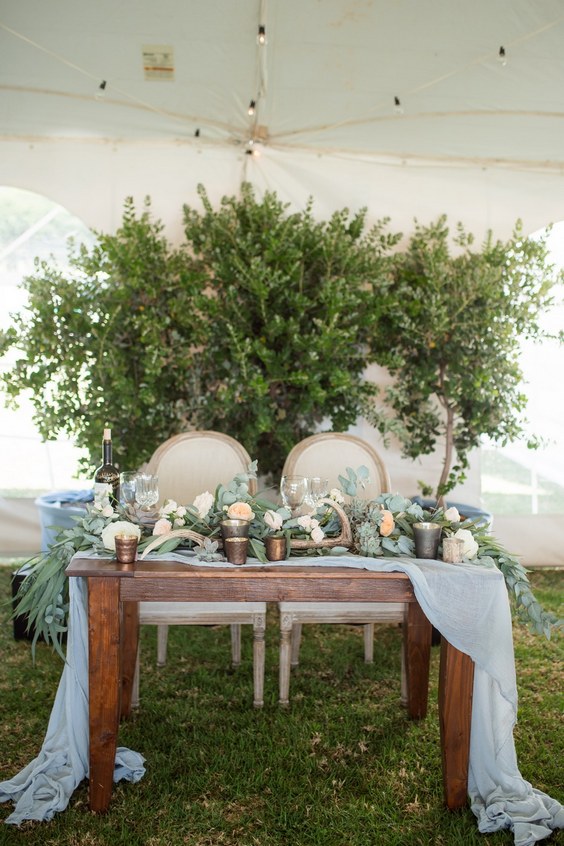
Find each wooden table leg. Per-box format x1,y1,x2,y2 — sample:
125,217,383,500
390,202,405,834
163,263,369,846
120,600,139,719
439,638,474,809
403,600,432,719
87,576,121,813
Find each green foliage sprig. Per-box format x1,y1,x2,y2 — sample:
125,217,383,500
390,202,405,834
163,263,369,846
344,484,562,640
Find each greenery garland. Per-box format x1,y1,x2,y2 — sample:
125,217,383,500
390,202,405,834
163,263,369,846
13,466,562,661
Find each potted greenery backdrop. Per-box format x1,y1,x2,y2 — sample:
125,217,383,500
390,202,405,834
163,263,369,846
367,216,563,506
0,185,399,480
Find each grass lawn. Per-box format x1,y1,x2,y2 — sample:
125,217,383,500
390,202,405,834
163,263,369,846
0,566,562,846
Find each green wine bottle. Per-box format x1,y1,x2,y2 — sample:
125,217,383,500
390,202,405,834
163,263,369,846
94,427,120,504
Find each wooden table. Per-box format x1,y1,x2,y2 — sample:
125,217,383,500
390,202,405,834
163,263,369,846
66,557,475,814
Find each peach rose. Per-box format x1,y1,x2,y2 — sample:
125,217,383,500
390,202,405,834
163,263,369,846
379,510,395,537
227,501,255,521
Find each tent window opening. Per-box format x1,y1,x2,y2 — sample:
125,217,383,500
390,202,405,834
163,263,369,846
0,187,94,497
481,222,564,516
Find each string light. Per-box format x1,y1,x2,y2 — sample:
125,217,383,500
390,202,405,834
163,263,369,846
257,25,267,45
498,46,507,66
95,79,107,100
393,95,403,115
248,99,256,116
246,139,260,157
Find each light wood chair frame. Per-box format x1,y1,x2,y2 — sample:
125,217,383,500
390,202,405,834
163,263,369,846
278,432,406,706
133,430,266,708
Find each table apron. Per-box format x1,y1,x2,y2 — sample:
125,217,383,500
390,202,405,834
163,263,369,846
119,576,416,603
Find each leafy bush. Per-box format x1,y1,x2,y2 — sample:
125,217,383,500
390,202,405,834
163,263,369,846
369,216,563,501
0,188,400,478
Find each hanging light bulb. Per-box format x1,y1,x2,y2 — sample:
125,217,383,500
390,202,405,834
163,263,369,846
95,80,107,101
257,25,267,45
248,99,256,116
393,95,403,115
498,46,507,66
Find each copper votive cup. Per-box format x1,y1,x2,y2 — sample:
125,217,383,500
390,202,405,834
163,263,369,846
220,519,250,540
114,534,138,564
224,536,249,565
264,535,287,561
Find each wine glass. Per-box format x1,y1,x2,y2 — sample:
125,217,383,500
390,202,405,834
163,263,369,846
120,471,138,512
135,474,159,513
280,475,307,515
306,476,329,509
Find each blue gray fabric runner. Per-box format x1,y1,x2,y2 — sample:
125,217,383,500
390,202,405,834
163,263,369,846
1,553,562,845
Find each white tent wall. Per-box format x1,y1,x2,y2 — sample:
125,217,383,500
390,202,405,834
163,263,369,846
2,139,564,242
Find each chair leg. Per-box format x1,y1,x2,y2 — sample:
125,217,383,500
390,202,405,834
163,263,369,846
279,611,293,706
132,644,140,709
363,623,374,663
290,622,302,667
253,614,266,709
230,623,242,667
157,624,169,666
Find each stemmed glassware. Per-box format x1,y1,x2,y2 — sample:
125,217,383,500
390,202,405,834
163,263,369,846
305,477,329,509
280,475,307,515
134,474,159,514
120,471,138,512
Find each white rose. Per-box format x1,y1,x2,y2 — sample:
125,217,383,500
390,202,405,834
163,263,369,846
160,499,178,516
173,517,185,528
101,521,141,551
192,491,214,519
297,515,312,529
311,526,325,544
264,510,283,531
153,518,173,536
310,518,319,529
444,506,461,523
101,504,114,518
453,528,479,559
176,506,187,517
329,488,345,504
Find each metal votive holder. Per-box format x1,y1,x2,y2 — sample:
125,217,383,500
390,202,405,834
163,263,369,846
220,519,250,540
413,522,442,560
264,535,287,561
224,536,249,565
114,534,138,564
442,536,464,564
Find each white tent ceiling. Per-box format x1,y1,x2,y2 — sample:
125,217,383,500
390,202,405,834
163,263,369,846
1,1,564,237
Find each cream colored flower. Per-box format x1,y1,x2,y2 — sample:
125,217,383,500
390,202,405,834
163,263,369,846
329,488,345,504
453,528,479,559
193,491,214,519
153,518,173,536
227,501,254,521
444,506,461,523
101,521,141,551
100,504,114,518
264,510,283,531
311,526,325,544
297,515,312,529
160,499,178,516
176,505,187,517
379,510,395,537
